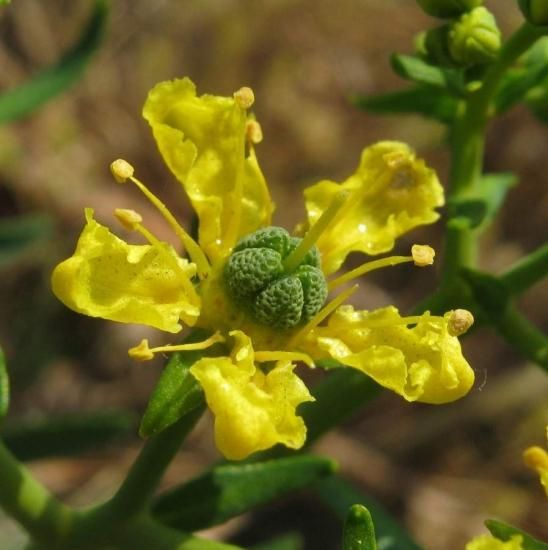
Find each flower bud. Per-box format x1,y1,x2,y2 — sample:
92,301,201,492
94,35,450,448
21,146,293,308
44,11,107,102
419,25,456,67
519,0,548,26
449,7,501,66
416,0,483,19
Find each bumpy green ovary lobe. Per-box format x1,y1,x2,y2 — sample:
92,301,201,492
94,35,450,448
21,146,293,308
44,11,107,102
224,227,328,329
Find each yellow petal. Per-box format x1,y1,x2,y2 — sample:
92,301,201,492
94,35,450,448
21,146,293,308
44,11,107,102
304,141,444,274
304,305,474,404
51,209,200,333
465,534,524,550
190,330,314,460
142,78,273,263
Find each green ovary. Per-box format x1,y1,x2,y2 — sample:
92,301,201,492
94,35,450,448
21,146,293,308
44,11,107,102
224,227,328,329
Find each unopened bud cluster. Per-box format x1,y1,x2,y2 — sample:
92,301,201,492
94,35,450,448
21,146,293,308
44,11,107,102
224,227,328,329
415,1,501,68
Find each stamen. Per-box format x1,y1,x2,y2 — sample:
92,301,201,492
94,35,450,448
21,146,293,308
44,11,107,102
233,86,255,109
246,119,263,144
128,332,225,362
411,244,435,266
114,209,200,302
109,159,211,279
289,284,358,347
114,208,143,231
447,309,474,336
328,255,412,291
283,191,349,273
254,351,314,368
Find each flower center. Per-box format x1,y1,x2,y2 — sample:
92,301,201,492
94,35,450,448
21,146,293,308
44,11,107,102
224,226,328,329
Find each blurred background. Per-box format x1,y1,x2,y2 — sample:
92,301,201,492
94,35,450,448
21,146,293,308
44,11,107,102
0,0,546,548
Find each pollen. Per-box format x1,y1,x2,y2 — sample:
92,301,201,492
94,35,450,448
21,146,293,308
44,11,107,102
412,244,435,266
448,308,474,336
110,159,135,183
234,86,255,109
114,208,143,231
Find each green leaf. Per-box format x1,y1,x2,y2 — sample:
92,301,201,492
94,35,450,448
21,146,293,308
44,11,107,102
0,346,9,424
390,54,462,91
251,533,304,550
0,0,108,124
485,519,548,549
316,477,421,550
3,411,135,461
153,455,337,532
343,505,377,550
0,215,53,268
496,37,548,114
448,172,517,230
354,86,458,123
139,330,223,438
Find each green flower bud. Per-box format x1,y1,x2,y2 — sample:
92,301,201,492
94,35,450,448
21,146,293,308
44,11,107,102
449,7,501,66
420,25,456,67
416,0,483,19
224,226,328,329
519,0,548,26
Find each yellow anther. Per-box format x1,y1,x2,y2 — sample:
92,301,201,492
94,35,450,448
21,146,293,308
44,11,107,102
110,159,135,183
128,332,225,362
246,119,263,144
233,86,255,109
523,446,548,472
128,339,155,361
448,309,474,336
412,244,435,267
254,351,314,368
114,208,143,231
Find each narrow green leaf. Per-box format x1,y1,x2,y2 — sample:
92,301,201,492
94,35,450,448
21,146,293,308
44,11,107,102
0,215,53,268
485,519,548,549
251,533,304,550
448,172,517,230
496,37,548,114
0,0,108,124
316,477,421,550
354,86,458,123
500,243,548,295
343,505,377,550
153,455,337,532
139,330,224,438
0,346,9,424
3,411,134,460
391,54,457,89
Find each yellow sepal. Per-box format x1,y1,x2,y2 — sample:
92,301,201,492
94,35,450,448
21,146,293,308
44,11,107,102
303,141,444,274
190,330,314,460
142,78,273,262
304,305,474,404
51,209,200,333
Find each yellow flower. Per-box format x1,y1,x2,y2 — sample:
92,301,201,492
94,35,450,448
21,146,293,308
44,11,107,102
465,534,524,550
523,427,548,497
52,77,475,459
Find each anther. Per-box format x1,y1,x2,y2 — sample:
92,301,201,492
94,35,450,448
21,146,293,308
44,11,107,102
523,446,548,472
246,119,263,144
129,339,154,361
234,87,255,109
448,309,474,336
110,159,135,183
114,208,143,231
412,244,435,266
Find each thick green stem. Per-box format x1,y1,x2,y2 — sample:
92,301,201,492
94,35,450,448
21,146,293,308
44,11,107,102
0,440,73,545
440,23,544,293
495,306,548,371
500,243,548,295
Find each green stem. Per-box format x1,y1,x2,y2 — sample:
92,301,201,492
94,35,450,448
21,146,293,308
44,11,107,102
440,23,543,293
0,440,73,545
495,305,548,371
500,243,548,295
